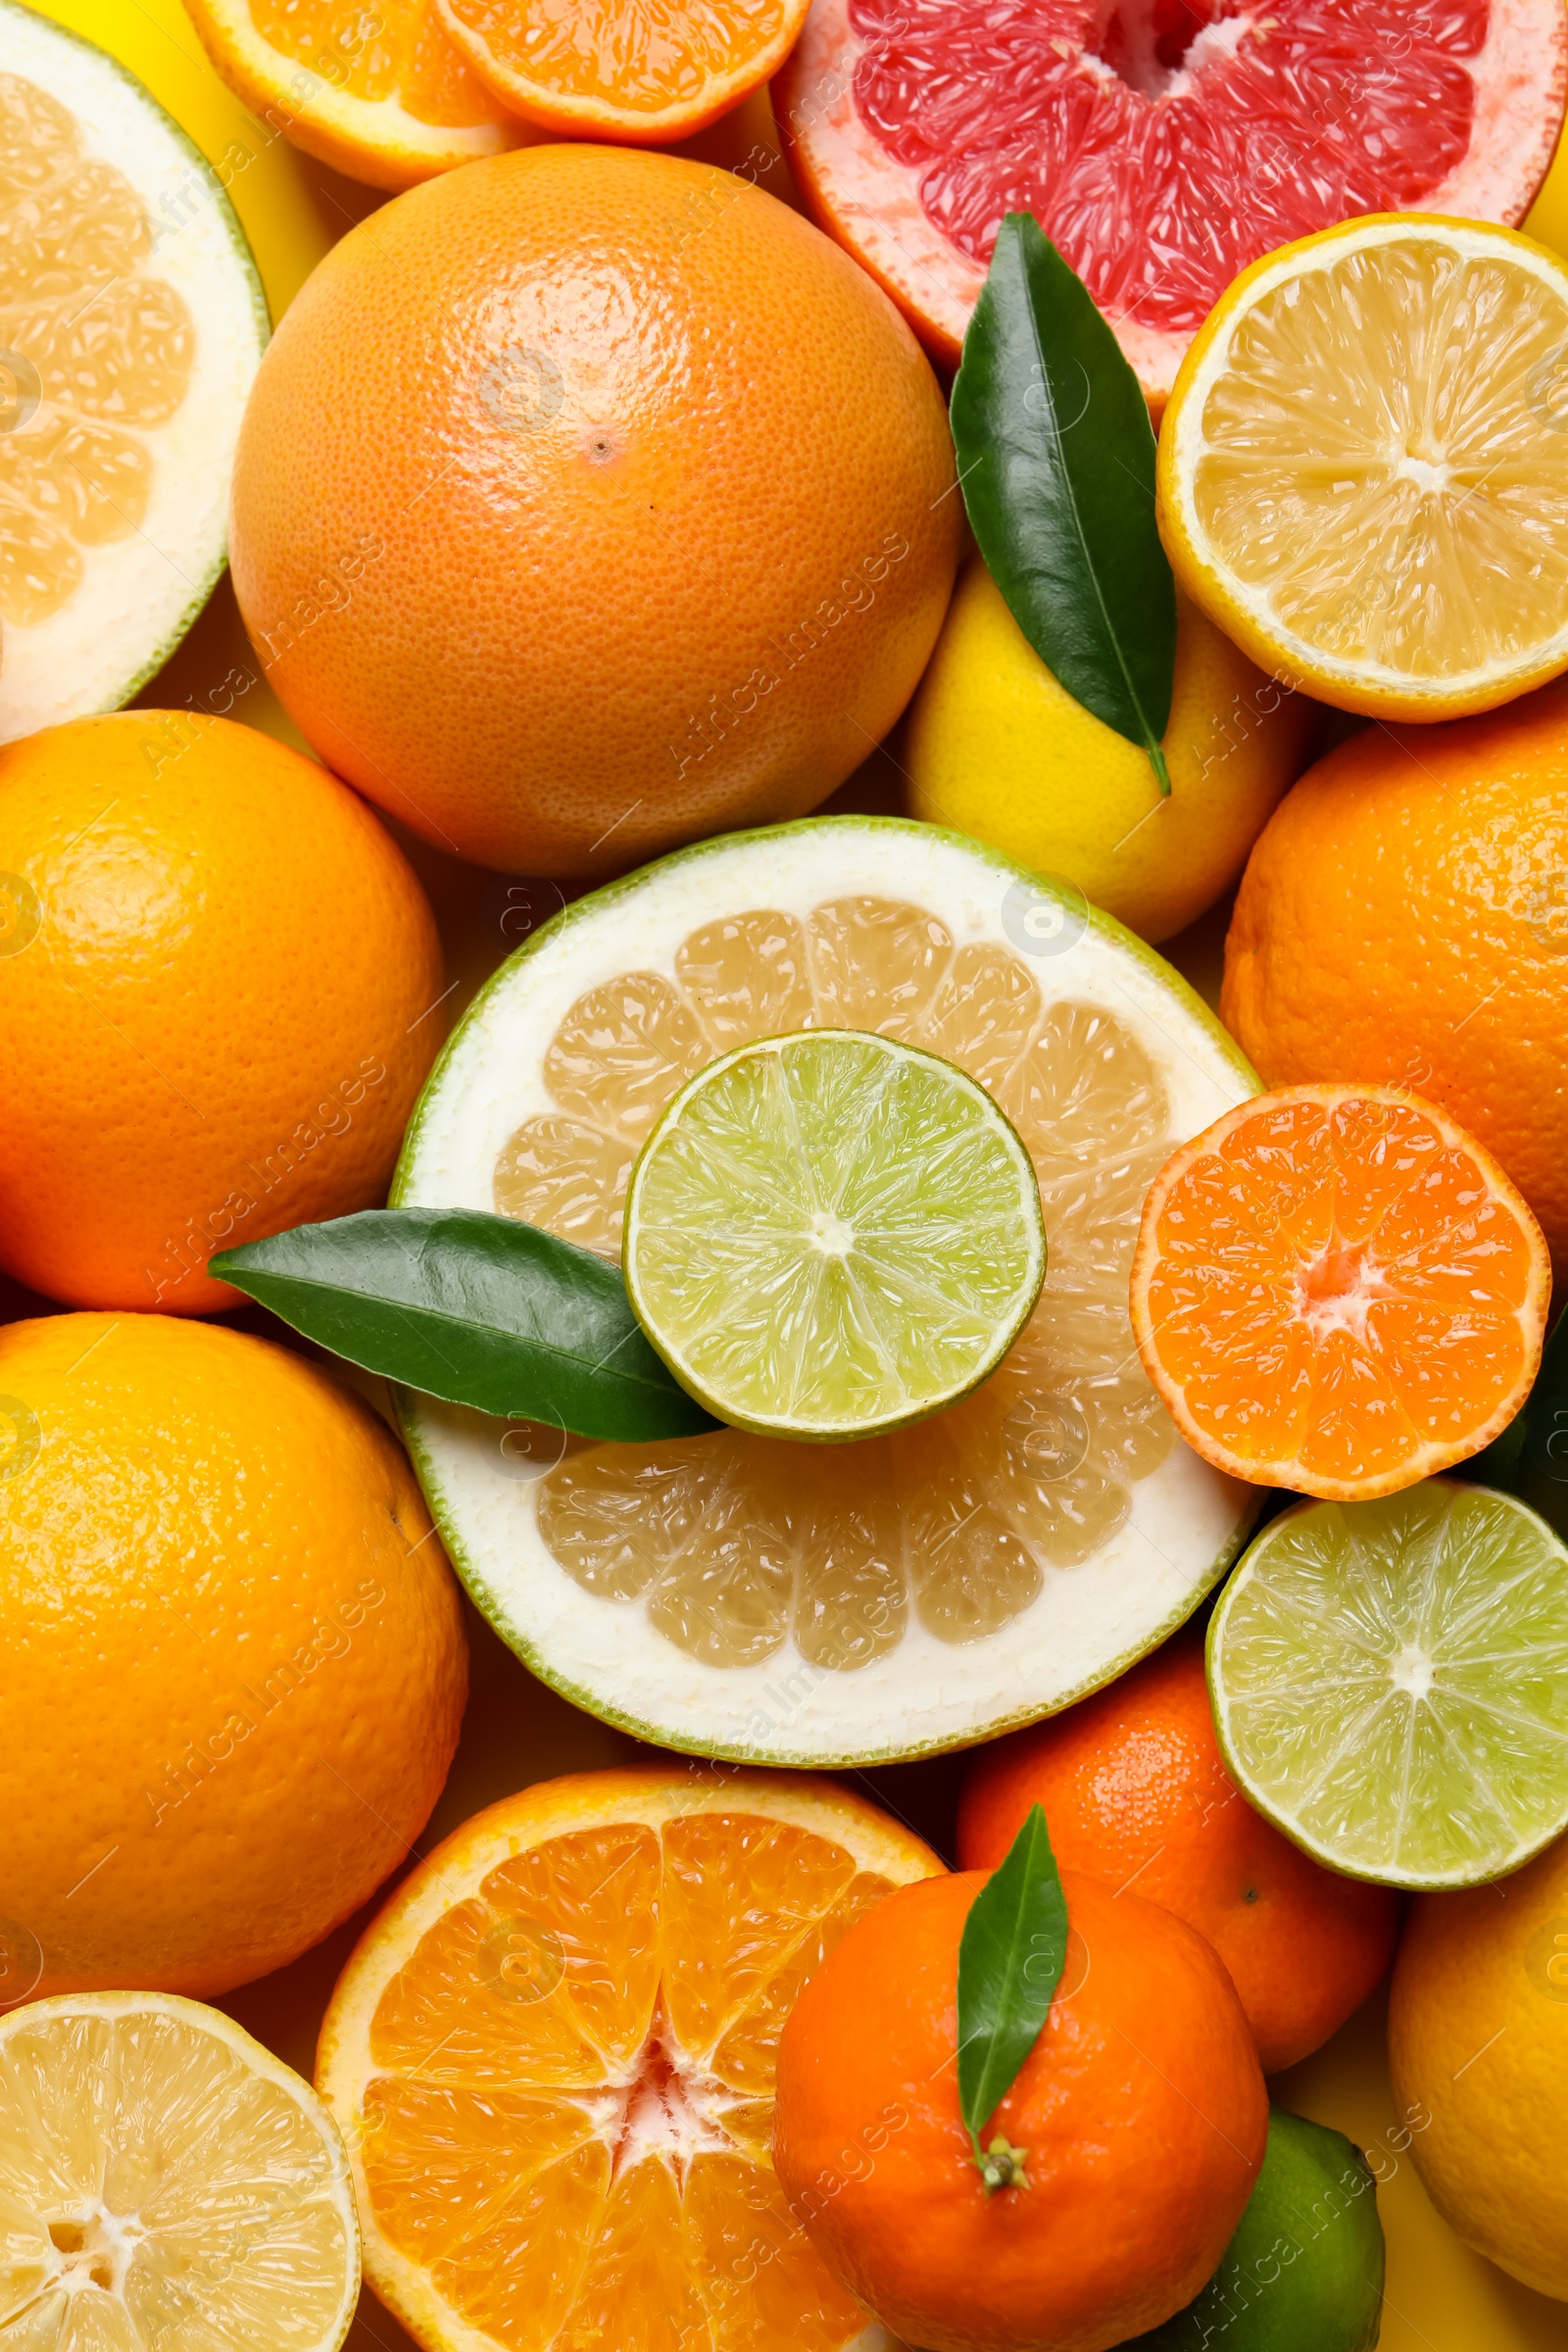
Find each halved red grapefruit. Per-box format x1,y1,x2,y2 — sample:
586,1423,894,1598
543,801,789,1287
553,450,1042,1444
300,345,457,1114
773,0,1567,404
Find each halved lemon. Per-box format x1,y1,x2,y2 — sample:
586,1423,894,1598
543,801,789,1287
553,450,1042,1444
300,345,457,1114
623,1028,1047,1441
1208,1481,1568,1888
0,1990,360,2352
1157,215,1568,720
438,0,811,143
317,1768,938,2352
183,0,526,192
0,5,268,742
395,815,1260,1764
1130,1085,1551,1501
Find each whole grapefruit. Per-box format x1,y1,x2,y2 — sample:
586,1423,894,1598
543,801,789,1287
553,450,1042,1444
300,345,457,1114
229,143,960,878
0,713,443,1315
773,1865,1267,2352
1221,684,1568,1287
0,1313,467,1998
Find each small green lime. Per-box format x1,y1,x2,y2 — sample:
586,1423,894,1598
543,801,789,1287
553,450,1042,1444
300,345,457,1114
1126,2108,1384,2351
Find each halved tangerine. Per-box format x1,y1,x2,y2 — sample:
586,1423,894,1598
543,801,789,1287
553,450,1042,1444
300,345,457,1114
318,1768,941,2352
439,0,814,142
1130,1085,1551,1500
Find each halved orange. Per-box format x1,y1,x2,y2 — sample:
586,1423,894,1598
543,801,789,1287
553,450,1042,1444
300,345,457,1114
1129,1086,1550,1501
436,0,811,142
184,0,526,192
318,1768,941,2352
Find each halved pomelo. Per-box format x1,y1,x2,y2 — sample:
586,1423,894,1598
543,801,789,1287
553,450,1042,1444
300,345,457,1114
772,0,1567,402
394,816,1260,1765
318,1769,938,2352
184,0,525,193
0,1990,360,2352
0,5,269,743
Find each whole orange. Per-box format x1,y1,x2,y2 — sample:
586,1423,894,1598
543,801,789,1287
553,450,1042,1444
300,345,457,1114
0,712,443,1314
956,1633,1400,2072
1221,684,1568,1285
772,1866,1267,2352
0,1312,467,1998
227,143,960,878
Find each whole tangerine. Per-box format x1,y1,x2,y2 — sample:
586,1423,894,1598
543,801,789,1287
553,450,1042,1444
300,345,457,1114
0,1312,467,1998
229,142,961,878
773,1864,1267,2352
0,712,443,1314
956,1632,1399,2073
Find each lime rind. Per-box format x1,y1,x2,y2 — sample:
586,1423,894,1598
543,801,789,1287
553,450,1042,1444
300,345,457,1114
623,1028,1047,1441
1208,1479,1568,1890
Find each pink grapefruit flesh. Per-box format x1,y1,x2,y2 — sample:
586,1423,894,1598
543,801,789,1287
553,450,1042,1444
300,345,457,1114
774,0,1568,401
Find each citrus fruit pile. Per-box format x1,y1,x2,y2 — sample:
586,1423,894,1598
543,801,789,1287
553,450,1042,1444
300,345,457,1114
5,2,1568,2350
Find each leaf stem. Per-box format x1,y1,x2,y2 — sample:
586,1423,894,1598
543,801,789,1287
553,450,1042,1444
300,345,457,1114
1148,739,1172,797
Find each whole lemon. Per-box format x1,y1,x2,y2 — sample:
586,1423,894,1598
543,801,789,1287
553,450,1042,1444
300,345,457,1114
1388,1834,1568,2298
0,1313,467,1999
905,560,1314,944
229,142,959,878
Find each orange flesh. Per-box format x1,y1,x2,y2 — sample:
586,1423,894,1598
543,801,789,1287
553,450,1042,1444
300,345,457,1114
496,895,1181,1669
359,1813,893,2350
1138,1091,1547,1491
441,0,802,124
249,0,509,127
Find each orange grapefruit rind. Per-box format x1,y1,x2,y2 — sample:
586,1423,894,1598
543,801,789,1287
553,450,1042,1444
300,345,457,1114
1129,1084,1551,1502
437,0,813,143
318,1768,940,2352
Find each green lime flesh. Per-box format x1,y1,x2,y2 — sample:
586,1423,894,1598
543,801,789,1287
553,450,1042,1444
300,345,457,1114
1208,1479,1568,1890
1127,2109,1384,2351
622,1028,1047,1441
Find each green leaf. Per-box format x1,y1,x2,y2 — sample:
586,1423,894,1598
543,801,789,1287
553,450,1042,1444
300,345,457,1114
1473,1303,1568,1525
212,1209,720,1443
956,1802,1068,2192
952,214,1177,792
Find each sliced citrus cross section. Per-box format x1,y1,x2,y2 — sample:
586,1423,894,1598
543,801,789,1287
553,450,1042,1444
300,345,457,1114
0,5,268,742
317,1769,939,2352
1131,1085,1551,1501
624,1029,1046,1440
183,0,524,192
439,0,812,142
1208,1481,1568,1888
0,1991,360,2352
1157,215,1568,717
397,816,1259,1762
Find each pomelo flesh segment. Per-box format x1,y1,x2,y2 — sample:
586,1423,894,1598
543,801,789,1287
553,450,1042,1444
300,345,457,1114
774,0,1567,392
510,903,1177,1666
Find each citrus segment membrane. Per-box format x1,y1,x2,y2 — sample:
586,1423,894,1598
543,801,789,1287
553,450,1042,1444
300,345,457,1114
1209,1481,1568,1887
398,820,1257,1760
0,1994,359,2352
438,0,810,138
624,1030,1046,1439
0,8,267,741
1132,1086,1551,1501
319,1775,935,2352
1159,218,1568,714
774,0,1566,386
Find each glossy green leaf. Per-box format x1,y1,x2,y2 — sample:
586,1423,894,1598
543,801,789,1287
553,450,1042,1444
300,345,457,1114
952,213,1176,791
212,1208,720,1442
956,1801,1068,2191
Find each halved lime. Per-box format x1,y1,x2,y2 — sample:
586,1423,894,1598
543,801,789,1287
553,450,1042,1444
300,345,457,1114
1208,1480,1568,1889
622,1028,1047,1442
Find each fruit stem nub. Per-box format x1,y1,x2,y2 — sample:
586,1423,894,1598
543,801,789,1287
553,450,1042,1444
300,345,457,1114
973,2133,1031,2195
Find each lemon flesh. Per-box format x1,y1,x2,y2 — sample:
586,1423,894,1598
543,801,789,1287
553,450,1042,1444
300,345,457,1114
623,1028,1046,1441
1208,1480,1568,1889
1160,217,1568,718
0,1992,360,2352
